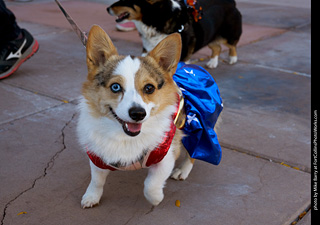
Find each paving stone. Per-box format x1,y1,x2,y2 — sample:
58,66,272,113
298,211,311,225
237,0,311,9
197,61,310,171
7,0,139,41
191,24,286,61
1,1,311,224
8,1,288,63
237,2,311,29
0,103,77,215
238,25,311,75
0,83,61,125
2,146,310,225
3,26,87,102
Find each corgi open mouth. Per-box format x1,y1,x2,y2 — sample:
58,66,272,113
110,107,142,137
116,12,130,23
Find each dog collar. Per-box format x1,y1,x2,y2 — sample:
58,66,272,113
86,95,183,171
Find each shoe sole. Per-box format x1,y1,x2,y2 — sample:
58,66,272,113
0,39,39,80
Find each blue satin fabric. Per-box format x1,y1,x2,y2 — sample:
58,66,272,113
173,62,223,165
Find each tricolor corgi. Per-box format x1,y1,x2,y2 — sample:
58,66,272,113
107,0,242,68
77,25,194,207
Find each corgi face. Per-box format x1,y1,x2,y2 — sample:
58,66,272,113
107,0,177,23
107,0,143,23
82,25,181,137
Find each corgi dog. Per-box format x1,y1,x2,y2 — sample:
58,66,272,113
107,0,242,69
77,25,194,207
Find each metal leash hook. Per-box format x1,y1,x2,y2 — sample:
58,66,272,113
55,0,88,47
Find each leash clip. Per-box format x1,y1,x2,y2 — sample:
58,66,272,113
178,25,185,33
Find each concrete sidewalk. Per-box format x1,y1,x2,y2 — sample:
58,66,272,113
0,0,311,224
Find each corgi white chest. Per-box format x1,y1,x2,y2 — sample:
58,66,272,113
133,21,169,54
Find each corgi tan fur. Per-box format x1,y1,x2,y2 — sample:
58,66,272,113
77,25,194,207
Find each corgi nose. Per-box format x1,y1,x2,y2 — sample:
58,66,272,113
129,107,146,122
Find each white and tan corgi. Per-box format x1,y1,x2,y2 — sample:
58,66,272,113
77,25,195,207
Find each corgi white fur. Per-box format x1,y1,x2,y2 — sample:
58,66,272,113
77,25,194,207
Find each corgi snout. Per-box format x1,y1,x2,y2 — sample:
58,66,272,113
129,106,146,122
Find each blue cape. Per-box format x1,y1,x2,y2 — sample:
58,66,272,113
173,62,223,165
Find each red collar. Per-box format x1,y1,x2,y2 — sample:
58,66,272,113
86,98,181,171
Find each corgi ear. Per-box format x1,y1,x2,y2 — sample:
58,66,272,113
86,25,118,73
148,33,182,76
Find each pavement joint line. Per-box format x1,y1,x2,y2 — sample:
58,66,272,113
0,88,77,125
33,28,71,38
0,104,60,126
288,20,311,31
0,100,77,126
1,80,77,103
0,81,79,126
243,25,288,45
1,80,80,126
289,204,311,225
253,64,311,78
19,20,72,37
220,142,311,173
189,57,311,78
0,112,76,225
284,202,311,225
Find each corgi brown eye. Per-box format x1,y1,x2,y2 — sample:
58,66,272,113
110,83,122,93
144,84,155,94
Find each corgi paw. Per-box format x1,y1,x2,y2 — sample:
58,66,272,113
206,56,219,69
229,56,238,65
144,187,164,206
81,192,101,209
171,168,190,180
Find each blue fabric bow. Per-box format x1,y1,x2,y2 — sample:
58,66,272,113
173,62,223,165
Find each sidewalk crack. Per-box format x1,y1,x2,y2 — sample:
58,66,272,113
1,113,76,225
221,142,311,173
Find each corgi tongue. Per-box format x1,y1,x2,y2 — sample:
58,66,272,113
125,122,142,133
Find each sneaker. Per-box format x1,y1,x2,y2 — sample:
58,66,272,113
0,29,39,79
116,21,136,32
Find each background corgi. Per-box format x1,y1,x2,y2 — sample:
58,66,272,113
107,0,242,68
77,25,194,207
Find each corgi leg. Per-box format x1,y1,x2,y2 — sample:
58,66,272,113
144,150,175,206
81,161,110,208
207,41,221,69
182,41,195,63
226,43,238,65
171,153,195,181
221,38,239,65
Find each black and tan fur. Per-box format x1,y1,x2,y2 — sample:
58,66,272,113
107,0,242,68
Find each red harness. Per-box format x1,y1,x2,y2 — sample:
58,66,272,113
86,100,180,171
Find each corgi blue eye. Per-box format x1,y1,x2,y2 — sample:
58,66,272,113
110,83,122,93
